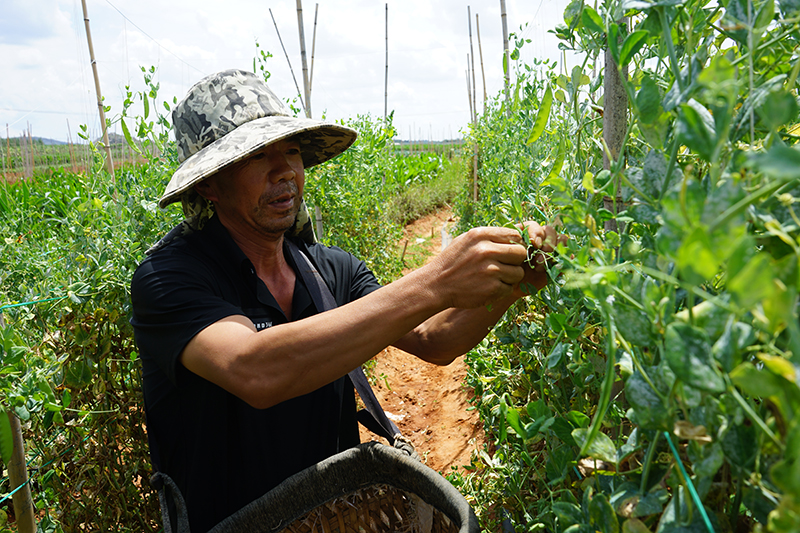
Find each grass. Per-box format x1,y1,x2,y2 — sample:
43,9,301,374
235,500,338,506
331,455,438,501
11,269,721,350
386,155,466,226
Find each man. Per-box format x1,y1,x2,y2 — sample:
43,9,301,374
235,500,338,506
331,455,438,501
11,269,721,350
131,69,562,532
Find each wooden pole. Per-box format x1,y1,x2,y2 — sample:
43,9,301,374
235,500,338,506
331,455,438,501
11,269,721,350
270,8,306,116
81,0,115,180
603,19,628,232
384,3,389,121
309,4,319,94
315,205,323,240
27,123,35,176
67,119,77,173
296,0,312,118
7,412,35,533
466,65,473,123
467,6,477,123
500,0,511,116
5,124,10,175
476,13,487,108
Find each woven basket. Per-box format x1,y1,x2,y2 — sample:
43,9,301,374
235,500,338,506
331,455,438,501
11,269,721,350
209,442,479,533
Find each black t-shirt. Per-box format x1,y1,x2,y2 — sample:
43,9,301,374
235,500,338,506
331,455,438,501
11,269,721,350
130,215,381,532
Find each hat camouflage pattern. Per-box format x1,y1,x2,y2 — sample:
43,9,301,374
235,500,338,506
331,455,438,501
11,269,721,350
159,69,357,208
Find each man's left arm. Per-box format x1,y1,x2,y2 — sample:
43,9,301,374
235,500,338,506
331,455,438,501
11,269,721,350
392,221,564,364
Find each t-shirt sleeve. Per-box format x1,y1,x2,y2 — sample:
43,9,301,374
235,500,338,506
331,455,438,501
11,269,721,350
130,251,244,385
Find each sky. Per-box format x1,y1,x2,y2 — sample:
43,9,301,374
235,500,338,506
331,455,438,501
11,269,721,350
1,0,572,143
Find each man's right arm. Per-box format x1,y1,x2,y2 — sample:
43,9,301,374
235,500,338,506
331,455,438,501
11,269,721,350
180,226,530,409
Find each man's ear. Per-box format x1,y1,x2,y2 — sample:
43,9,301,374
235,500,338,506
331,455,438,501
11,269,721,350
194,178,219,202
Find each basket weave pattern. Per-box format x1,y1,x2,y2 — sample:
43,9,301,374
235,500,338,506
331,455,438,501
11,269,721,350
280,484,459,533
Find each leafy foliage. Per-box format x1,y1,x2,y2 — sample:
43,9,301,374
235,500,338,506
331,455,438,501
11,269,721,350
451,2,800,532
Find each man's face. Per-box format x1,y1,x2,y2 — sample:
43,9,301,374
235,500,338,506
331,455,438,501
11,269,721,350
198,138,306,239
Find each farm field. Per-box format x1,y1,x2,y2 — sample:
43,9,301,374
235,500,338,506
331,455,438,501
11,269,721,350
1,0,800,531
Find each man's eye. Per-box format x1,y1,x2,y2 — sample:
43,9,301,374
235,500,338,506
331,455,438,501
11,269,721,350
287,148,301,156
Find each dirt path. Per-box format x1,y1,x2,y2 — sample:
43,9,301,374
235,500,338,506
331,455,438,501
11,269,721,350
358,208,487,474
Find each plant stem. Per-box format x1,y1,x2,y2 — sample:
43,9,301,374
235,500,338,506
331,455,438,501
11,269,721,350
708,179,793,233
640,430,662,493
729,385,784,451
660,8,683,93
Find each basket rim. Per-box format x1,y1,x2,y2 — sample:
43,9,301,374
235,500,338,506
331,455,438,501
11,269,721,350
208,441,479,533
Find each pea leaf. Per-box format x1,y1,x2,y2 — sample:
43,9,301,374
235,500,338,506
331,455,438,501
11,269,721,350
619,30,649,66
677,99,717,161
573,428,618,464
589,493,620,533
0,411,13,465
626,370,672,429
664,322,724,393
582,6,605,33
636,76,662,124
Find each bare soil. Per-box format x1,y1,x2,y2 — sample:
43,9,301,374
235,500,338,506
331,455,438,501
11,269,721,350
358,208,487,474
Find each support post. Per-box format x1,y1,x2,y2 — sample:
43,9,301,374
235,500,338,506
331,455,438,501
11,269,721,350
314,205,323,240
384,3,389,121
500,0,511,116
467,6,477,123
309,4,319,94
81,0,115,180
7,411,35,533
603,19,629,232
476,13,487,108
296,0,312,118
270,9,306,116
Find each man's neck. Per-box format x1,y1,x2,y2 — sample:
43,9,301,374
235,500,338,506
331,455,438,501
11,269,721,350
217,215,296,318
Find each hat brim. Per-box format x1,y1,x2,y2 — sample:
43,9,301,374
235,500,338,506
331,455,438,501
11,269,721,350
159,116,357,208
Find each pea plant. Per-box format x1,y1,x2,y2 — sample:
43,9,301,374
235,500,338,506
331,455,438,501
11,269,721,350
451,1,800,532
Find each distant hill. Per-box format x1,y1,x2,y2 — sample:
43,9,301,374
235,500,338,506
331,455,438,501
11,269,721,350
39,137,68,146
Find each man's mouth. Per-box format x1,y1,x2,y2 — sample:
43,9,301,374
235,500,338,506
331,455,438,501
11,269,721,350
268,193,294,210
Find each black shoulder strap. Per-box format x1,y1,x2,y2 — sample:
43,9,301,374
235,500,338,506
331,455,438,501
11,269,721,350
286,240,402,445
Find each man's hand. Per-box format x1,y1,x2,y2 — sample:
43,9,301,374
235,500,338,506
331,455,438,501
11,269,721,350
422,223,566,310
514,221,567,296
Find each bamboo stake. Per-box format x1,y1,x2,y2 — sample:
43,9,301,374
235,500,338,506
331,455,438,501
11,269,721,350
466,62,474,123
500,0,511,116
309,4,319,94
476,14,487,108
296,0,312,118
270,8,306,116
21,130,29,178
67,119,77,173
28,123,35,176
467,6,477,124
315,205,323,240
384,3,389,121
5,124,10,175
81,0,115,180
7,411,35,533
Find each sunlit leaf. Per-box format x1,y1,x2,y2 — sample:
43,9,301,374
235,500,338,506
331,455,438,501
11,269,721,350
749,144,800,179
573,428,618,464
727,252,776,309
619,30,649,66
582,6,605,33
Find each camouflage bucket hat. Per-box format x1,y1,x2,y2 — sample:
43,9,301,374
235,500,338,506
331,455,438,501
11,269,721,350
159,69,357,208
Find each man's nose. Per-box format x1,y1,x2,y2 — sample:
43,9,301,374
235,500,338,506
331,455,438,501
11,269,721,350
268,156,296,183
